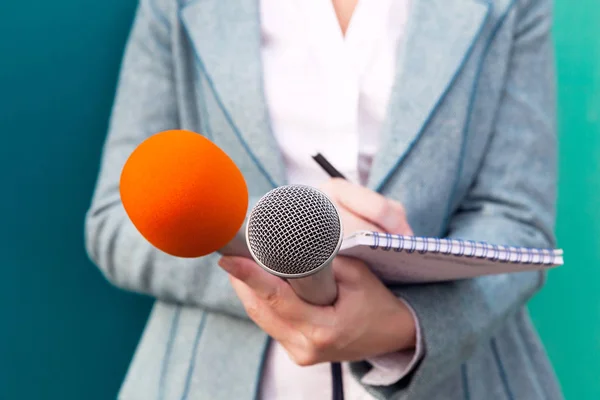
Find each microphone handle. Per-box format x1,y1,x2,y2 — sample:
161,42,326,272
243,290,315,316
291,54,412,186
287,263,338,306
218,225,253,258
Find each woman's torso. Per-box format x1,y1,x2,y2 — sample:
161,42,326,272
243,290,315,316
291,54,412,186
114,0,562,399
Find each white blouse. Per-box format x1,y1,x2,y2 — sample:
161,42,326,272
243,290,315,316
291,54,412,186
259,0,421,398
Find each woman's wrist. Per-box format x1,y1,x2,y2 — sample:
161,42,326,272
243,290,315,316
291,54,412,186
387,297,418,352
362,295,418,359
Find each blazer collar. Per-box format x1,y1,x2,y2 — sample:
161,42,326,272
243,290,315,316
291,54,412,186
180,0,491,191
367,0,491,191
180,0,286,187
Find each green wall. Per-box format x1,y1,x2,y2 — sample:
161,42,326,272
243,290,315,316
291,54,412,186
528,1,600,399
0,1,597,399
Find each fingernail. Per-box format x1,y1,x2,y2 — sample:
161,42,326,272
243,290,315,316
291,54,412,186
218,257,235,273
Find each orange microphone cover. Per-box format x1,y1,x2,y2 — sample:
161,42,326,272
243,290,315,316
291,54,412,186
119,130,249,258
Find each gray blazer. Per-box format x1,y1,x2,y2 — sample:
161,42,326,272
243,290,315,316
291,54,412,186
85,0,563,398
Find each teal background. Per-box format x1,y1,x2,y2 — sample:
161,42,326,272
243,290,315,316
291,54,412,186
0,1,153,399
528,1,600,399
0,1,597,399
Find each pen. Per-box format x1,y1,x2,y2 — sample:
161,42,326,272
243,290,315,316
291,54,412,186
312,153,347,180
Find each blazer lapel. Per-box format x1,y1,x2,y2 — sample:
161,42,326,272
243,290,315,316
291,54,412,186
180,0,286,187
368,0,491,191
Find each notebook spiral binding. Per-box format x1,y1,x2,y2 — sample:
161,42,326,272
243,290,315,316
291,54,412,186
368,232,558,265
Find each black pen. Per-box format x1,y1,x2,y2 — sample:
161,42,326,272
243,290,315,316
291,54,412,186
312,153,347,180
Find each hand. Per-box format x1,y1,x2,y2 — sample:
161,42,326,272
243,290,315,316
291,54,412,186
318,178,413,236
218,255,417,366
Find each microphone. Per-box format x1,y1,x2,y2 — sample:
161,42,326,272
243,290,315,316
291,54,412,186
246,185,343,306
119,129,249,258
119,130,341,305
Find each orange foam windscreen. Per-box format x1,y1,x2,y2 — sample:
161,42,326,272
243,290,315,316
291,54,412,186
119,130,248,258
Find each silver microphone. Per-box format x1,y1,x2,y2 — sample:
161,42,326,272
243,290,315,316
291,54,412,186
245,185,343,306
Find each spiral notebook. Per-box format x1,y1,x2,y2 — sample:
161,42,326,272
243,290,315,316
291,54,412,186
337,231,563,283
219,230,564,284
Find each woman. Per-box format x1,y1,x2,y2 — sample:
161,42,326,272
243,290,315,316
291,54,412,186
85,0,563,398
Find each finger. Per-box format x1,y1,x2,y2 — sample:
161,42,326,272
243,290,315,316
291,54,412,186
218,256,316,322
232,277,325,366
337,207,380,235
219,256,285,298
229,276,307,347
322,179,412,235
330,256,375,286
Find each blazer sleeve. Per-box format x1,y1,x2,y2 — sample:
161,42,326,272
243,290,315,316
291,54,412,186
84,0,248,318
356,0,557,395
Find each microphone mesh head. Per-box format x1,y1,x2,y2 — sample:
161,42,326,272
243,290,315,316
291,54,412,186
247,185,342,276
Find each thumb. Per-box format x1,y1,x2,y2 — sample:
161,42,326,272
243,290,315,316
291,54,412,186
218,256,284,297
